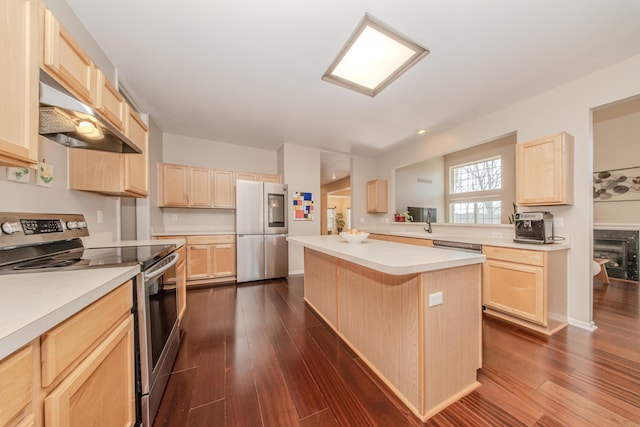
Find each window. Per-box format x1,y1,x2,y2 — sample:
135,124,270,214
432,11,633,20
452,157,501,193
327,208,335,230
450,201,501,224
449,157,502,224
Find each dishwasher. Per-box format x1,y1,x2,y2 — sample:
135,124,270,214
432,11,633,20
432,239,483,253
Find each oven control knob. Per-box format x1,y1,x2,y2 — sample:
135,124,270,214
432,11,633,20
77,221,87,229
1,222,21,235
66,221,79,230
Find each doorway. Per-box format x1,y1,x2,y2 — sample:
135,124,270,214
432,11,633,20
591,94,640,313
320,152,352,235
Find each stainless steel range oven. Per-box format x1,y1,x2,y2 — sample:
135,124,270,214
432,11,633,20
0,212,180,426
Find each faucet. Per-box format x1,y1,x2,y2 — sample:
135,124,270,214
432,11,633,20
425,210,432,234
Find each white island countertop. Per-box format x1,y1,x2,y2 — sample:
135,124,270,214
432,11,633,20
0,266,140,360
289,235,485,275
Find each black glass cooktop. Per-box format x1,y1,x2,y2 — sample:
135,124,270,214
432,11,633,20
0,243,175,274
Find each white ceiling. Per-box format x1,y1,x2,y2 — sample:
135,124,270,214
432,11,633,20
67,0,640,162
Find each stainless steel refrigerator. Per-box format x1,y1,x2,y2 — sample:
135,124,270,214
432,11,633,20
236,180,288,283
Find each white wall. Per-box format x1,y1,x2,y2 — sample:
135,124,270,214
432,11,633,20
370,54,640,329
0,137,120,241
280,144,321,274
395,157,445,219
593,97,640,224
162,133,278,172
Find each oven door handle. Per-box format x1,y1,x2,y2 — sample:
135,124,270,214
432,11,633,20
144,252,180,283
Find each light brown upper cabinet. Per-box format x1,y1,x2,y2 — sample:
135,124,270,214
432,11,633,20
159,163,189,206
259,173,281,183
123,105,149,196
213,170,235,208
68,107,149,198
189,167,212,207
516,132,574,206
236,172,281,183
0,0,39,168
366,179,388,213
41,8,96,105
236,172,259,181
95,69,125,131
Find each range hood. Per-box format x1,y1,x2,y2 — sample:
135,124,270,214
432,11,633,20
38,72,141,154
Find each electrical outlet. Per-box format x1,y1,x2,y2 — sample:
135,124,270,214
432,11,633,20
554,217,564,228
171,214,178,222
97,210,104,224
429,292,443,307
359,217,364,223
384,217,390,223
491,232,502,239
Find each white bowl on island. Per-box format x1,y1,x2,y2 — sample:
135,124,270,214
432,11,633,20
339,230,369,243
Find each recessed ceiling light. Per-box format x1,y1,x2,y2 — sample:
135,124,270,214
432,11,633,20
417,129,427,135
322,14,429,97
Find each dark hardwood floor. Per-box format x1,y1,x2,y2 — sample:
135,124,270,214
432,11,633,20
153,276,640,426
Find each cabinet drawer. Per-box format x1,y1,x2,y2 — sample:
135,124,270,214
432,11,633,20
187,235,234,245
483,246,544,266
40,281,132,387
0,344,33,426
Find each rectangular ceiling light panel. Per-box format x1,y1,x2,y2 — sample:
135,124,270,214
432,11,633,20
323,14,429,97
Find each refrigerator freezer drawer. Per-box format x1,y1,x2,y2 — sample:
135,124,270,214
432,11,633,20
237,235,265,283
265,234,288,279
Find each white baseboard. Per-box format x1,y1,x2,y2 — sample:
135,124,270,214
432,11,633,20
568,317,598,332
288,269,304,276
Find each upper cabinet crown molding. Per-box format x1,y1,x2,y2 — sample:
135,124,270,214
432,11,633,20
0,0,39,168
516,132,574,206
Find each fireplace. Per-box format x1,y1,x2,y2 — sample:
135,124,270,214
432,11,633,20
593,229,639,281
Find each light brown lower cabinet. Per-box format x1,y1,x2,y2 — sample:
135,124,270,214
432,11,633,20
482,245,568,335
154,235,235,287
0,280,135,427
0,342,35,426
186,235,236,285
44,316,134,427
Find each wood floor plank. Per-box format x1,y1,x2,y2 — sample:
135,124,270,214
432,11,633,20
190,343,226,408
263,285,329,418
240,285,301,426
308,324,423,426
538,380,638,426
188,399,225,426
154,276,640,426
153,367,197,427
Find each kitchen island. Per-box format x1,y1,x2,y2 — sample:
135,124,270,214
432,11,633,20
288,235,485,421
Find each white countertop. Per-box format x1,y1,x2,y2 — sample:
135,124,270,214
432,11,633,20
288,235,485,275
370,230,571,252
0,266,140,360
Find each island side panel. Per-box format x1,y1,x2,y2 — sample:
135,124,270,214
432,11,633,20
337,261,421,411
303,248,338,326
421,264,482,417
